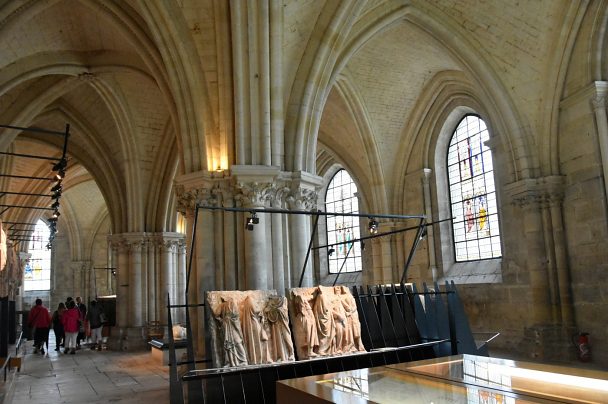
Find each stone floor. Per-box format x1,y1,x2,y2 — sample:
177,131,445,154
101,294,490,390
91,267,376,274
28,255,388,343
7,339,169,404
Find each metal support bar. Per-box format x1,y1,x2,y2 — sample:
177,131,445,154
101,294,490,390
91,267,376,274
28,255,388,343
0,123,66,136
0,174,55,181
186,205,200,294
0,204,54,210
0,151,61,161
298,211,321,288
197,203,425,221
0,191,52,197
332,242,354,287
400,218,427,284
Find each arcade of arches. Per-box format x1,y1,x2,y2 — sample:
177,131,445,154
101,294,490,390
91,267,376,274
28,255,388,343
0,1,607,366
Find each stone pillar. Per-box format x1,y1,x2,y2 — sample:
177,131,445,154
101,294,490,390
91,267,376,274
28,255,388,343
177,242,187,323
115,241,129,328
238,184,271,290
271,188,288,292
160,240,174,326
147,240,156,323
421,168,438,281
288,198,312,288
549,195,575,326
129,241,143,327
223,196,237,290
540,198,559,324
592,83,608,207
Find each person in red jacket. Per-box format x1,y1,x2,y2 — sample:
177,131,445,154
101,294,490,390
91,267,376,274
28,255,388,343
28,298,51,355
61,300,80,354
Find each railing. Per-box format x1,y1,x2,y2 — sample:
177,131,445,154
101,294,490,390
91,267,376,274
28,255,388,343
1,354,12,382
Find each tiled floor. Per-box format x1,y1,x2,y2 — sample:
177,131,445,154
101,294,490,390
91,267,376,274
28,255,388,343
8,340,169,404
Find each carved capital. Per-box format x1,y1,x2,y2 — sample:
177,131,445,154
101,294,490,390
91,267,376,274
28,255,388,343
592,94,608,110
286,187,318,210
234,182,274,207
176,186,216,213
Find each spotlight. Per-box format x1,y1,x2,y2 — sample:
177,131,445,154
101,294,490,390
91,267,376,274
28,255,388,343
51,182,62,192
52,158,67,171
46,243,52,250
111,269,116,276
54,168,65,180
48,217,58,223
368,218,379,234
328,247,335,257
51,201,60,209
360,241,365,251
245,213,259,231
53,210,60,218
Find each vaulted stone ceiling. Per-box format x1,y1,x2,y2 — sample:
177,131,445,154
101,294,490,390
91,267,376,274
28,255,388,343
0,0,176,238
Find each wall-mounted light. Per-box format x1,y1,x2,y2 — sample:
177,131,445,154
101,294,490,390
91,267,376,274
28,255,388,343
328,247,335,256
368,218,379,234
245,213,259,231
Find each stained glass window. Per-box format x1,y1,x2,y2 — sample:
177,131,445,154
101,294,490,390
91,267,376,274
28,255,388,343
24,220,52,291
325,169,362,273
447,115,502,261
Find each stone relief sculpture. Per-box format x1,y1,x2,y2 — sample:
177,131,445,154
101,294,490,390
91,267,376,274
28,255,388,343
241,295,268,364
294,293,319,358
210,296,248,367
206,289,295,368
264,295,295,362
340,285,366,352
289,285,366,360
314,286,336,355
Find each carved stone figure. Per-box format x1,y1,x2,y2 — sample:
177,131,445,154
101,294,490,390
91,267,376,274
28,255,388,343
314,286,335,356
340,285,365,352
210,296,248,367
241,295,268,364
264,295,295,362
332,286,349,353
294,293,319,359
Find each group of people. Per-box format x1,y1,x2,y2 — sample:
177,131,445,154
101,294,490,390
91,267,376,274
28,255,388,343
28,296,105,355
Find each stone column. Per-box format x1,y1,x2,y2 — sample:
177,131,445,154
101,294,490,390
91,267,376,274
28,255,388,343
505,180,553,326
271,187,288,292
115,241,129,328
239,184,271,290
540,198,559,324
222,196,237,290
287,197,312,288
160,240,174,326
129,240,143,327
147,239,156,323
549,195,575,326
177,242,187,323
421,168,438,281
140,241,148,325
592,83,608,207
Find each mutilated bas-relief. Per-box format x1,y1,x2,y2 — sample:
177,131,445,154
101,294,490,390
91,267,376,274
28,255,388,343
289,285,366,360
207,290,295,367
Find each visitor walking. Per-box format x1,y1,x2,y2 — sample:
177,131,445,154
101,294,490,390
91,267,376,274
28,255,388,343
51,302,66,351
75,296,87,348
86,300,104,351
62,300,80,354
28,299,51,355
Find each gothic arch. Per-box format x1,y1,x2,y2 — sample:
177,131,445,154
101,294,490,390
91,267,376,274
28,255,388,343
289,3,538,181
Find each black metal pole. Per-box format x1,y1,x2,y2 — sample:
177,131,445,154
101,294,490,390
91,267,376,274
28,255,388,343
0,151,62,161
298,211,321,288
332,242,354,287
0,191,53,197
0,124,66,136
0,174,55,181
0,204,54,210
197,203,425,221
186,205,200,294
400,218,426,284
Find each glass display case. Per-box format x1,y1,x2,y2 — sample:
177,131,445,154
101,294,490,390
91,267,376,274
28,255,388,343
276,354,608,403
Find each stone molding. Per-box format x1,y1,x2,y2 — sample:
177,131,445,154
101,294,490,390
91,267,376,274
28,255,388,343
503,176,565,208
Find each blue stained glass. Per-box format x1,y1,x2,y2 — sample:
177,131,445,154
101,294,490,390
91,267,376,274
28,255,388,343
447,115,502,262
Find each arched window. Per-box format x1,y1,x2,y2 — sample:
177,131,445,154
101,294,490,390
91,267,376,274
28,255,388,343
447,115,502,261
23,220,52,291
325,169,362,273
